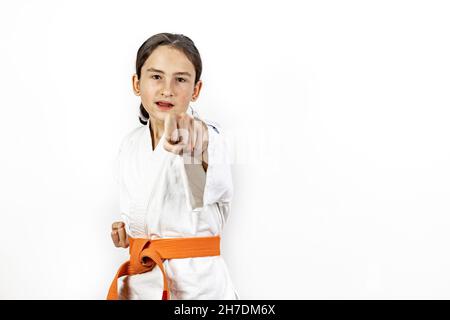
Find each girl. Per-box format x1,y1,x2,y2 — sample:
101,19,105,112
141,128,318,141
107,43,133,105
108,33,239,300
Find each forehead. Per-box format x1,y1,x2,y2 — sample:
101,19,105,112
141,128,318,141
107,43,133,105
144,45,195,73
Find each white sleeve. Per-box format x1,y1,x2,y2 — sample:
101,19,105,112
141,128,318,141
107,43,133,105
203,121,234,206
113,135,132,234
113,146,121,186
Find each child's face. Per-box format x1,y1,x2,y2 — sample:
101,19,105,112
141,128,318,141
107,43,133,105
133,45,201,123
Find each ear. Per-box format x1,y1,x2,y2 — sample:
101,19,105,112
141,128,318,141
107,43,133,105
192,80,203,102
132,73,140,96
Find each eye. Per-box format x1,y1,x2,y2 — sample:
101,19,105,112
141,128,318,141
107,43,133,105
177,78,186,82
151,75,161,80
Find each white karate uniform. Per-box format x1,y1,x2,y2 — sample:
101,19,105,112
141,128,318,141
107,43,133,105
113,107,239,300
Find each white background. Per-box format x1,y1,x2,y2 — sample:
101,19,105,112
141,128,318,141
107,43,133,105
0,0,449,299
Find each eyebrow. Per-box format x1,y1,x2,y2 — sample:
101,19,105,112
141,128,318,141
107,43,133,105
146,67,192,77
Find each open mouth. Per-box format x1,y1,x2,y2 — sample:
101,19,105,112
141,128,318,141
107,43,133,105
155,102,174,110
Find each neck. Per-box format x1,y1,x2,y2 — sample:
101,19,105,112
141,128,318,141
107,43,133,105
149,116,164,142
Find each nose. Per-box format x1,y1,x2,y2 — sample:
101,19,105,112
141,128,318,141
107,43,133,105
160,79,175,97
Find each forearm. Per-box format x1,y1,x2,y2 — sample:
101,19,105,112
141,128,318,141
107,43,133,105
184,163,206,209
183,148,208,209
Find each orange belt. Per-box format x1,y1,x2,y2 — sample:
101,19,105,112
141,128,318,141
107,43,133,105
107,235,221,300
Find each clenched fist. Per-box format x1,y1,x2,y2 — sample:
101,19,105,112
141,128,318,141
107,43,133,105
111,221,129,248
163,113,208,167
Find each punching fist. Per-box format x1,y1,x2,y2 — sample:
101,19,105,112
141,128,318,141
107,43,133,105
163,113,209,166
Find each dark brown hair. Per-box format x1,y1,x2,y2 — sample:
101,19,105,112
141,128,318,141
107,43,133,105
135,33,203,125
